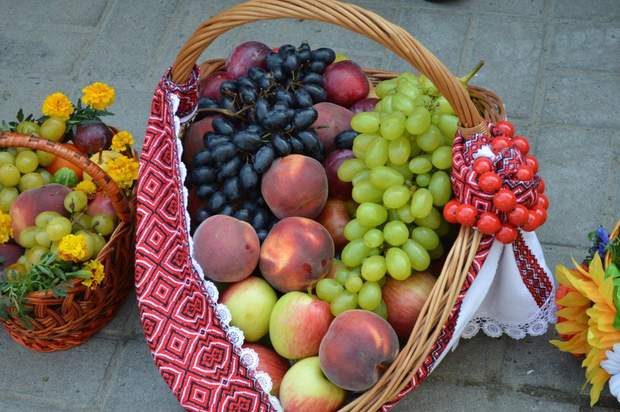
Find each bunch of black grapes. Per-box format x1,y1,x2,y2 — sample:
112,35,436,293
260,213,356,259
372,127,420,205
189,42,336,241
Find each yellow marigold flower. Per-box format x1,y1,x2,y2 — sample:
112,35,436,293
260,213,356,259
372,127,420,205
111,131,135,152
58,233,88,262
42,92,74,120
106,155,138,189
75,180,97,195
0,211,12,244
82,260,105,289
82,82,115,110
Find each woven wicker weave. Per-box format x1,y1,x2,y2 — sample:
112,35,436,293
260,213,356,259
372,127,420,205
167,0,506,409
0,132,134,352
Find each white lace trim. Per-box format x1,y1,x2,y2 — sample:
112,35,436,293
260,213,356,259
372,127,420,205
169,94,283,412
461,288,557,340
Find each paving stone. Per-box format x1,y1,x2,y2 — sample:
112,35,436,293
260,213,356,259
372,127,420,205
0,0,108,28
403,0,545,17
551,0,620,21
109,87,154,149
0,397,75,412
541,243,585,274
462,16,544,119
549,21,620,73
0,332,118,405
391,382,495,411
102,339,182,412
99,291,141,338
542,73,620,128
535,126,617,248
492,391,580,412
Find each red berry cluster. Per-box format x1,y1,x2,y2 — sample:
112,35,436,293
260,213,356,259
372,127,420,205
443,120,549,244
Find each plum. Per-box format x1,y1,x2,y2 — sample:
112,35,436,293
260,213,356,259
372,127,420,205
199,71,234,100
323,61,369,107
72,122,113,154
225,41,271,78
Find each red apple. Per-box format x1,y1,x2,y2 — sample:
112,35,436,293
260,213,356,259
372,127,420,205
225,41,271,78
87,193,115,217
382,272,436,339
317,199,350,251
349,97,379,114
323,149,354,199
323,61,369,107
311,102,354,152
199,71,234,100
269,292,333,360
244,343,289,396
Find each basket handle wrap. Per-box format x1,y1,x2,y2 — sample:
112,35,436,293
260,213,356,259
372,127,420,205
0,132,131,223
170,0,486,134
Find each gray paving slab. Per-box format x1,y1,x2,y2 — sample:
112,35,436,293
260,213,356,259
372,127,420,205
0,0,109,28
550,0,620,21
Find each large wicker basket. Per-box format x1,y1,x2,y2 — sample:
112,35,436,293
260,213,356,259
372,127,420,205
135,0,505,411
0,133,134,352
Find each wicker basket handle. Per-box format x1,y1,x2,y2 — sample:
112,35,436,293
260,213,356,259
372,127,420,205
171,0,486,132
0,132,131,223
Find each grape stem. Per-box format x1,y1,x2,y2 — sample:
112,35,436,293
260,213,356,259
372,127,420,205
196,107,251,119
460,60,485,85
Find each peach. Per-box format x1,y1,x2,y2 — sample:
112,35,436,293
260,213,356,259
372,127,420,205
261,154,328,219
260,217,334,292
10,184,70,239
311,102,354,152
244,343,290,396
183,116,214,167
319,309,399,392
317,199,350,251
193,215,259,282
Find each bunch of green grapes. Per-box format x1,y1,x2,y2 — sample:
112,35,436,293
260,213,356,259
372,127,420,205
320,73,459,316
0,148,55,212
15,190,116,269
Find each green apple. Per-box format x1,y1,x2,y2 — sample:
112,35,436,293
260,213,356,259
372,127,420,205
279,357,345,412
220,276,277,341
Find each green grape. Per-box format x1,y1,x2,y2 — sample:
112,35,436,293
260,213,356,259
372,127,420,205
77,230,96,259
415,207,442,230
379,95,394,112
352,180,383,203
413,94,433,109
330,292,358,316
400,72,419,84
436,96,455,114
429,242,445,260
396,81,420,100
383,221,409,246
316,278,344,302
338,159,366,182
373,300,388,319
383,185,411,209
0,151,15,165
15,121,40,136
93,233,106,255
351,169,370,185
349,267,361,278
380,112,406,140
345,275,363,293
431,113,440,125
436,219,451,237
17,227,38,248
335,268,350,285
397,205,416,224
19,173,45,192
365,137,389,168
0,187,18,212
15,150,39,174
358,282,382,311
352,133,377,158
92,214,116,236
410,138,422,156
351,112,381,134
368,248,380,256
39,117,66,142
26,246,48,265
419,75,438,96
402,239,431,271
0,164,21,187
49,241,60,255
428,171,452,206
64,191,88,213
408,156,432,174
356,203,388,227
369,166,404,189
405,107,431,135
341,239,370,267
376,78,398,98
416,173,431,187
410,188,433,218
388,137,411,166
389,162,413,181
392,94,416,115
411,227,440,251
36,150,55,167
344,219,370,241
431,146,452,170
416,125,442,153
361,255,387,282
34,228,52,248
74,214,93,230
46,216,72,241
37,168,53,184
363,229,384,248
377,276,387,287
374,100,386,112
386,247,412,280
438,114,458,142
35,211,62,228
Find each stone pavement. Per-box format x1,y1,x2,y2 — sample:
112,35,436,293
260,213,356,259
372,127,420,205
0,0,619,411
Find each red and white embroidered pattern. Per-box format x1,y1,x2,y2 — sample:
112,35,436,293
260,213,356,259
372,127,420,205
513,231,553,307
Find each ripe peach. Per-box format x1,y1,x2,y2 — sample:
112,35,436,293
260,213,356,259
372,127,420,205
319,310,399,392
193,215,259,282
244,343,290,396
183,116,214,167
260,217,334,292
317,199,350,251
10,184,70,239
261,154,328,219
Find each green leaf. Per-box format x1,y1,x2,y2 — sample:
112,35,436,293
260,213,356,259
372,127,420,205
16,109,24,122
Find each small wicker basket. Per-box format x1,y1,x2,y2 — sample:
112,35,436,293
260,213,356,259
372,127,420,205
136,0,507,410
0,132,134,352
